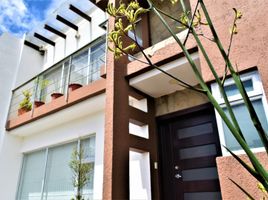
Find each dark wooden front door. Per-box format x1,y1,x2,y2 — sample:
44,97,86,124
158,104,222,200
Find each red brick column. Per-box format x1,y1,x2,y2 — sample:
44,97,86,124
103,0,130,198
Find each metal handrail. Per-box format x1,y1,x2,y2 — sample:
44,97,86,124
12,35,106,92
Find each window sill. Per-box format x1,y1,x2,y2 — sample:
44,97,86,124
221,147,265,157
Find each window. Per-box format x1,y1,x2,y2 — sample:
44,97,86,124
211,71,268,154
16,150,46,200
128,18,143,47
70,49,89,86
70,39,105,86
39,60,69,103
16,137,95,200
89,41,105,82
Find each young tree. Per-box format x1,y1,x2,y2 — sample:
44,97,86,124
69,146,92,200
107,0,268,197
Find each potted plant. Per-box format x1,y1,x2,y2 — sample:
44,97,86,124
34,79,49,107
68,83,82,92
18,90,32,115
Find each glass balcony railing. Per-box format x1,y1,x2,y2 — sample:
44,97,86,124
7,37,106,121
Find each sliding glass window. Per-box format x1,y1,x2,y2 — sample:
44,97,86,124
16,136,95,200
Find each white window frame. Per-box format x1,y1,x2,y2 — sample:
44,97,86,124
211,71,268,155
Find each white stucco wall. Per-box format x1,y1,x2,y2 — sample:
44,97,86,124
0,33,24,200
15,45,44,87
78,20,92,48
90,9,106,41
54,37,65,63
0,5,107,200
20,111,105,200
63,29,78,61
0,33,22,133
1,107,105,199
43,7,106,71
129,151,152,200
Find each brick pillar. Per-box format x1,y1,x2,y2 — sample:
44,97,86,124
103,0,130,198
103,1,160,199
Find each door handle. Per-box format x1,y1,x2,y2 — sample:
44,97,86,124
175,173,182,179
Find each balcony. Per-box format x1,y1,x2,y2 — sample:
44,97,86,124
6,37,106,130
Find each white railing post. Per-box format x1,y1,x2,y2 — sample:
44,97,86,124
65,57,72,102
31,76,39,117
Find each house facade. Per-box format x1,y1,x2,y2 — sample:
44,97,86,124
0,0,267,199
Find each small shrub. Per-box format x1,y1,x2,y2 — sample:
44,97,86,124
19,90,32,111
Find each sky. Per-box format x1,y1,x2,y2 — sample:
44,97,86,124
0,0,67,38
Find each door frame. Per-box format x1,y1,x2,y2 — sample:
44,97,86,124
156,103,222,200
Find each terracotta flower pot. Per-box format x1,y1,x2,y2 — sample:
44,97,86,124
51,92,63,100
18,107,30,116
68,83,82,92
34,100,45,108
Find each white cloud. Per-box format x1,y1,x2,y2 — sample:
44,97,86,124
0,0,37,37
0,0,68,38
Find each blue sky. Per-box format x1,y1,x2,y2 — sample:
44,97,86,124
0,0,67,37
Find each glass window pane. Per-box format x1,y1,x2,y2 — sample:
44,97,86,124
62,60,70,94
41,65,63,102
71,49,89,85
177,123,213,139
128,19,143,46
81,137,95,200
90,41,105,82
182,167,218,181
17,138,96,200
17,150,46,200
184,192,222,200
81,137,95,162
224,79,253,97
179,144,217,159
223,99,268,150
43,142,77,200
81,163,94,200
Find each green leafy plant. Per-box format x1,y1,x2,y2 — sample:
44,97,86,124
69,146,92,200
19,90,32,111
107,0,268,197
257,183,268,200
39,79,50,90
34,78,50,101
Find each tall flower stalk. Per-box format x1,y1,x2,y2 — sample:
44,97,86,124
107,0,268,196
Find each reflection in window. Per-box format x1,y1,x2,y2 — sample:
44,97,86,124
211,71,268,152
70,50,89,85
128,18,143,47
42,65,65,102
17,150,46,200
222,99,268,150
223,79,253,97
89,41,105,82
